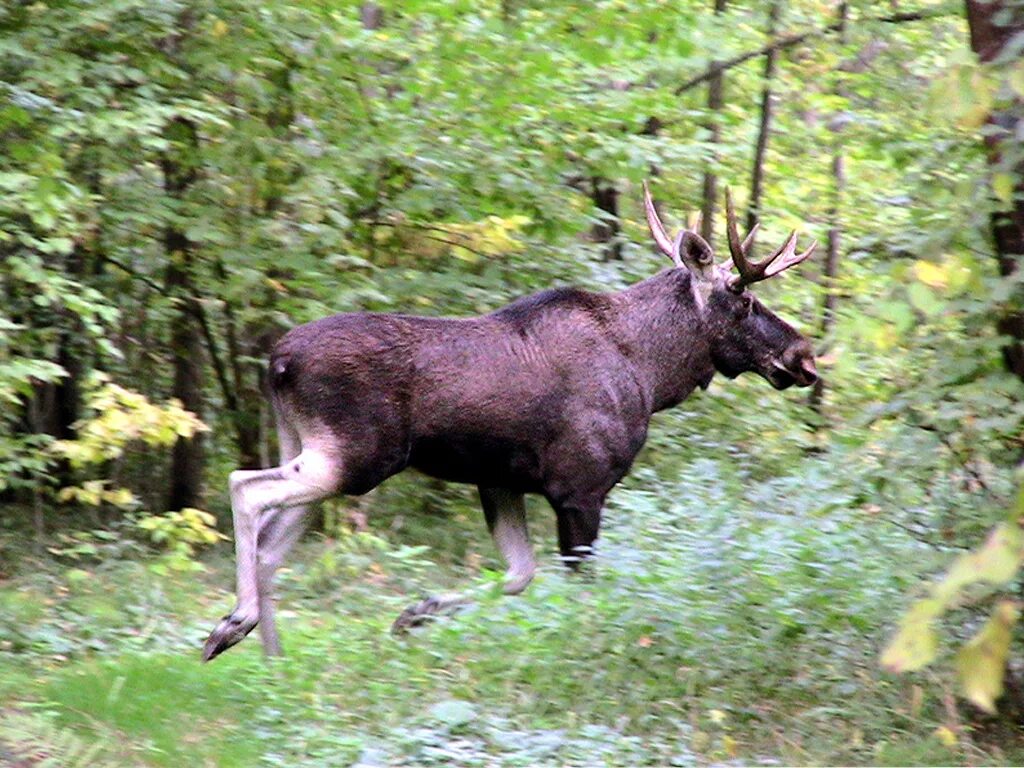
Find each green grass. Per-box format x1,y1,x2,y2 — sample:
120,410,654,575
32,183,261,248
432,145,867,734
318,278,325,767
1,451,1021,766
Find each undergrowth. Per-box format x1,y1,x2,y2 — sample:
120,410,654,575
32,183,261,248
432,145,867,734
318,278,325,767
1,436,1019,766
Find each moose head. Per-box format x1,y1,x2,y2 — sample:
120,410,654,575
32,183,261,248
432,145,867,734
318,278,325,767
643,181,819,390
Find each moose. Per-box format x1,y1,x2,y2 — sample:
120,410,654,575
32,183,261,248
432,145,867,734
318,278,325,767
202,182,818,662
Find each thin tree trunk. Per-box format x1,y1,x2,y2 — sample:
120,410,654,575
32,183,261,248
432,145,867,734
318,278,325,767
747,1,782,237
360,2,382,30
206,58,298,471
809,3,849,413
591,177,623,261
163,116,205,511
700,0,728,243
965,0,1024,383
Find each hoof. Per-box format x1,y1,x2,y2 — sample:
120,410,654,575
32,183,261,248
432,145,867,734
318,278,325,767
202,612,258,662
391,594,468,635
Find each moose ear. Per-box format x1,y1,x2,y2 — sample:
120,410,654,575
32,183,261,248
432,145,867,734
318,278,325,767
674,230,717,281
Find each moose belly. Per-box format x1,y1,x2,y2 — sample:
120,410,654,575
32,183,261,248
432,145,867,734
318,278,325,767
408,434,543,491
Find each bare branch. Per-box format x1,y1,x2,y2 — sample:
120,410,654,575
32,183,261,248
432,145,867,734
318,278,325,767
674,6,958,96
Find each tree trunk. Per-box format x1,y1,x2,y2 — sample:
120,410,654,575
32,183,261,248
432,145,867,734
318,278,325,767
590,177,623,261
747,1,782,238
965,0,1024,383
809,3,849,413
360,2,383,30
163,116,205,511
700,0,728,243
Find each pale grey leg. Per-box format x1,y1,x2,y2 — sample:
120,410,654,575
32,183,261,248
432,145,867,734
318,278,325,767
202,443,340,662
255,507,309,656
255,425,306,657
480,486,535,595
391,486,535,633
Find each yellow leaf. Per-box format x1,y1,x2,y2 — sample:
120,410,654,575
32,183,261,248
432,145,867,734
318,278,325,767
722,734,738,757
933,725,957,747
935,522,1024,605
914,260,948,289
106,487,137,508
956,601,1019,713
211,19,229,38
993,173,1015,206
881,599,942,672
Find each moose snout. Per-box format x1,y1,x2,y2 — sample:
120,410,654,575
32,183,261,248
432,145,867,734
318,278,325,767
768,348,818,389
795,357,818,387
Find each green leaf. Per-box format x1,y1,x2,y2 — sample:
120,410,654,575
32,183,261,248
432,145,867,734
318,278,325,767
906,283,943,317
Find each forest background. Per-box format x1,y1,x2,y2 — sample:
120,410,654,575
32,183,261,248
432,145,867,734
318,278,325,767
2,0,1024,765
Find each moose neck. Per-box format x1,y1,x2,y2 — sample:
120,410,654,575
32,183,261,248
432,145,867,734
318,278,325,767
615,269,717,413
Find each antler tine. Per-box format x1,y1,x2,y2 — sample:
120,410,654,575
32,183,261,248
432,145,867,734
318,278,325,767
726,186,817,289
764,238,817,278
642,180,677,261
725,188,770,286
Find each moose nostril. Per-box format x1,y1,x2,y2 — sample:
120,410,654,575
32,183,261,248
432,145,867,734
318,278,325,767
800,358,818,383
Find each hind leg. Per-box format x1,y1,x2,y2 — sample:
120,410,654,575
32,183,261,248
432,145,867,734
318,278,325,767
391,486,536,633
255,506,309,656
202,443,342,662
254,422,307,657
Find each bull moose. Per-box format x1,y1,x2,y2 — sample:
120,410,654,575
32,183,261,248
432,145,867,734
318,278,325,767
202,183,818,661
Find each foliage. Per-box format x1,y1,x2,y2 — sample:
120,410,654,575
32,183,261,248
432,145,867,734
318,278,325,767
135,507,226,574
0,0,1023,762
883,479,1024,713
0,452,1000,765
0,710,114,768
51,375,207,471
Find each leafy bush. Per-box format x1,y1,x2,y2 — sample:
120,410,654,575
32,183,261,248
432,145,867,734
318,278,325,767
883,477,1024,713
135,508,227,574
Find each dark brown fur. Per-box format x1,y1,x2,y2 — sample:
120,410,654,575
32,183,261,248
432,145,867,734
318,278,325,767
269,267,815,559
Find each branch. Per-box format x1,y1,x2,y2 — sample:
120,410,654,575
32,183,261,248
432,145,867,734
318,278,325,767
674,6,959,96
99,254,163,292
365,219,494,259
187,297,239,417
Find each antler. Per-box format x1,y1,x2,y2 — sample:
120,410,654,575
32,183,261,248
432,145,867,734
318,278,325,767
642,180,715,274
724,187,816,292
642,180,681,266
